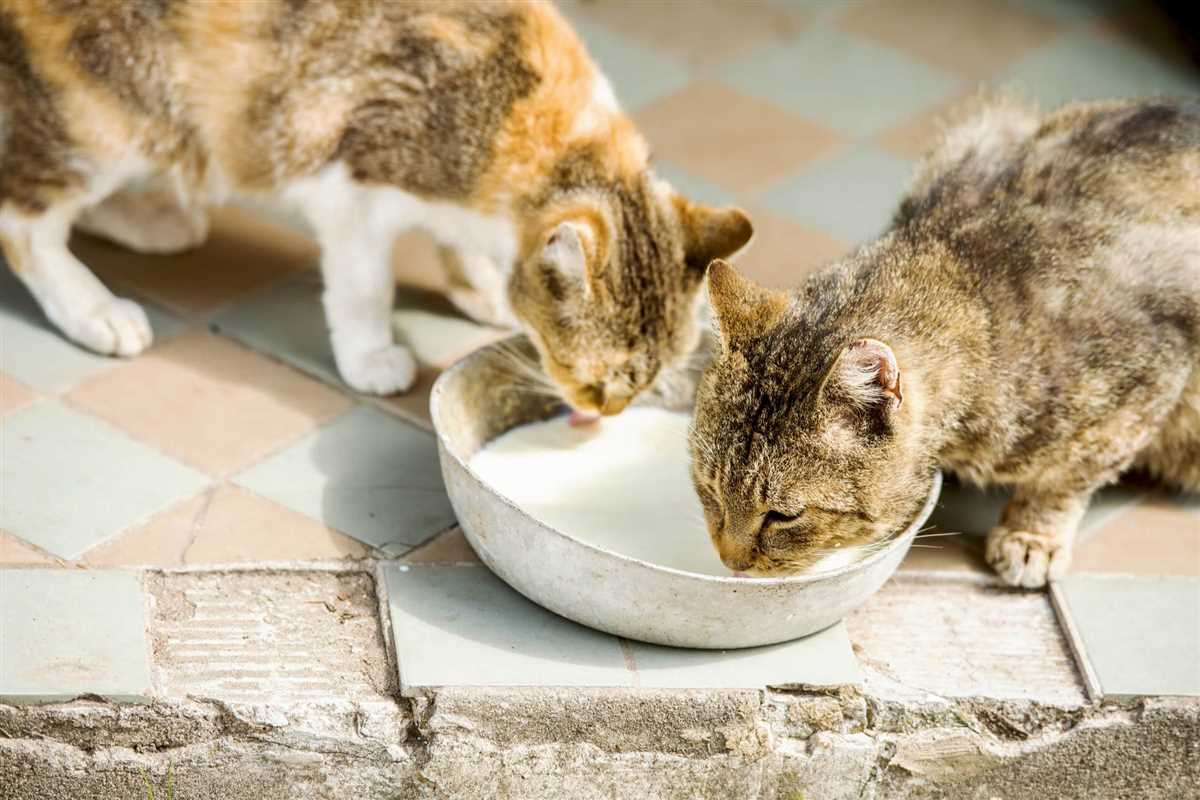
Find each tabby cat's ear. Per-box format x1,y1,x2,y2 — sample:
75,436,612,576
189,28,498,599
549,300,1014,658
825,338,903,411
677,199,754,276
706,259,789,348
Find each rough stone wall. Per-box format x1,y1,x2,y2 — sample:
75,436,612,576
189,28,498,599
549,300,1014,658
2,689,1198,799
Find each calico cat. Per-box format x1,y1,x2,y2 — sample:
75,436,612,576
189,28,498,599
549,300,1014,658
0,0,751,410
689,97,1200,588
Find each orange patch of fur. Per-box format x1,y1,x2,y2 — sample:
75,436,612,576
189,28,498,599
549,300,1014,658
472,2,649,215
174,0,285,190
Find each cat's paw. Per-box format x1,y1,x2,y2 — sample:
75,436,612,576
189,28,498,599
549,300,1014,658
985,527,1070,588
338,344,417,395
64,297,153,357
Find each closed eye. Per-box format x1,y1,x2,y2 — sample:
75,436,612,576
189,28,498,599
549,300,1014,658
764,509,803,528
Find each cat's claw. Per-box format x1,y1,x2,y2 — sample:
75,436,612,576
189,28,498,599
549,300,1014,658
985,527,1070,588
339,344,417,395
64,297,153,357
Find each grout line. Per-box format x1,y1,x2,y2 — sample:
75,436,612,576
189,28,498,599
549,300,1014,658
1048,581,1103,703
372,561,403,698
150,559,393,575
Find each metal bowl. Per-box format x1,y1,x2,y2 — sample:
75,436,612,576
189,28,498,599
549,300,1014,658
430,337,943,649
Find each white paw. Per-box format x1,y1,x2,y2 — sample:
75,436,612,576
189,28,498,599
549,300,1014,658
65,297,153,357
338,344,417,395
985,527,1070,588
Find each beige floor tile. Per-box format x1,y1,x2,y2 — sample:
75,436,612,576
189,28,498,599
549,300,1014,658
85,484,371,566
78,207,317,316
736,206,850,289
874,89,983,160
837,0,1063,79
0,530,63,566
637,82,845,195
574,0,807,70
401,527,481,564
0,373,36,417
1072,495,1200,577
67,330,352,476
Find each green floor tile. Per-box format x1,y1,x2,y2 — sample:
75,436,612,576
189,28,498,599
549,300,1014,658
234,405,455,553
0,569,152,703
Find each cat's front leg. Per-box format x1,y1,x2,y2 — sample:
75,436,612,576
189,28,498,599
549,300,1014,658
2,205,152,357
315,224,416,396
986,487,1090,588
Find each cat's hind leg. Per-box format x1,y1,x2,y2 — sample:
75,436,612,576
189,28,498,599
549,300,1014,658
440,245,517,328
1,201,152,356
75,176,208,255
1133,368,1200,492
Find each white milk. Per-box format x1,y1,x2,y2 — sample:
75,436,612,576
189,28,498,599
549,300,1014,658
469,408,866,577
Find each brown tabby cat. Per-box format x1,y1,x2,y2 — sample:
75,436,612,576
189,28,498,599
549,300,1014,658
0,0,751,410
690,97,1200,588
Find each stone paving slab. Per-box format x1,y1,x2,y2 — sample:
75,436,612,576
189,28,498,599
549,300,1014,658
0,569,151,704
1051,575,1200,700
148,571,396,705
382,564,861,694
847,574,1086,706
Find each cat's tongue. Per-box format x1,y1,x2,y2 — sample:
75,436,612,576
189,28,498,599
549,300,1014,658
568,411,601,427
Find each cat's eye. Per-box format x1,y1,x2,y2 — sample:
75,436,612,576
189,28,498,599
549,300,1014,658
764,509,803,528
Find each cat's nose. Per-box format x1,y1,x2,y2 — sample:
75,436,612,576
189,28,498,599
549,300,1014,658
717,541,755,572
599,389,631,416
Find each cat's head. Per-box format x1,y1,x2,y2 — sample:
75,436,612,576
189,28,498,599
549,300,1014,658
509,177,752,415
688,261,929,575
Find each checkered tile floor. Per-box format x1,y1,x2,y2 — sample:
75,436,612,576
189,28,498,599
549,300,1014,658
1,0,1197,701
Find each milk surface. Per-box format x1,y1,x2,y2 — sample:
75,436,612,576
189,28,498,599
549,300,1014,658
469,408,866,577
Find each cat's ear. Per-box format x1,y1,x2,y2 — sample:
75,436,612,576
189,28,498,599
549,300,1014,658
676,199,754,275
539,220,596,290
825,338,903,411
706,259,789,348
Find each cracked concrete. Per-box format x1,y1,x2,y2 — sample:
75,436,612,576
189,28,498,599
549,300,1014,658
2,570,1197,799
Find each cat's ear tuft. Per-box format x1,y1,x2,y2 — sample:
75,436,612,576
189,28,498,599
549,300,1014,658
706,259,789,348
827,338,903,411
541,221,589,281
677,199,754,275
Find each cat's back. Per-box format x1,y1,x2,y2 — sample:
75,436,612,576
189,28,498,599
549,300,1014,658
898,97,1200,301
901,96,1200,226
